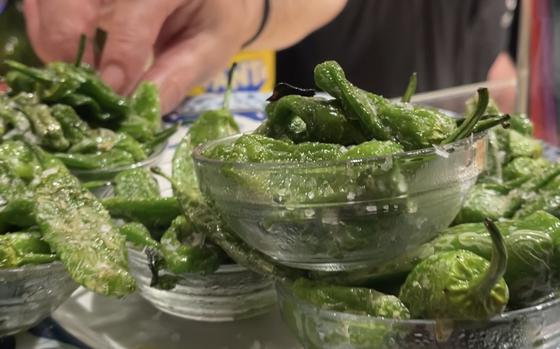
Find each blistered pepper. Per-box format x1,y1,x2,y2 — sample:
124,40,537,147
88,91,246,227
49,104,91,144
399,219,509,320
313,61,462,150
32,149,135,296
454,184,511,224
118,222,159,249
313,61,391,142
118,81,161,142
102,196,181,230
0,232,57,268
290,278,410,318
159,215,222,275
19,102,70,151
114,168,160,199
172,65,240,205
502,157,550,182
0,140,42,181
284,278,410,349
260,95,366,145
0,144,38,231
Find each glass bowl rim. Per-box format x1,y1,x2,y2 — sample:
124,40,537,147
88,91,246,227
0,261,66,275
127,244,250,274
275,282,560,325
70,139,168,176
192,132,487,170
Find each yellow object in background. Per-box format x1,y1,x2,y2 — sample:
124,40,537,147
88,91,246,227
188,50,275,96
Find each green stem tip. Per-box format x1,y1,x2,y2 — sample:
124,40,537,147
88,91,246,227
75,34,87,67
401,72,417,103
223,62,238,110
443,88,489,144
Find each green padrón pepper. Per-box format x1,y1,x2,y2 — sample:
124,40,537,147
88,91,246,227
399,219,509,320
102,196,181,230
114,168,160,199
33,157,135,296
160,215,222,275
0,232,56,268
118,222,158,249
290,278,410,319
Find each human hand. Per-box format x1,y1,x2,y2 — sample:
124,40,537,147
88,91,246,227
24,0,263,114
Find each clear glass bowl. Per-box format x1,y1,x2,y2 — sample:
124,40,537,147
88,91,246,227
192,133,487,271
0,262,78,337
276,283,560,349
127,246,276,322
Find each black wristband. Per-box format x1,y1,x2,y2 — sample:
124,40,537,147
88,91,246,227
242,0,270,48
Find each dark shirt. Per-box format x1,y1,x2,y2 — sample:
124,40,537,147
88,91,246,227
276,0,514,97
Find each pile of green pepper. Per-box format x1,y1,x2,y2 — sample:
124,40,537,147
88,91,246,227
0,37,174,173
0,39,178,297
155,61,560,341
206,61,505,166
455,97,560,223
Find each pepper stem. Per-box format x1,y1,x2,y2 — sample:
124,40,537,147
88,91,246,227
150,166,173,184
4,60,51,82
401,72,417,103
75,34,87,67
443,88,489,144
471,219,508,308
472,114,511,134
223,62,238,110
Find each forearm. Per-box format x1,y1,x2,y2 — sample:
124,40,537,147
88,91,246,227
245,0,347,51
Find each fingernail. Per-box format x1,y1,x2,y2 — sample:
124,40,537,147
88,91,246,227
101,64,126,92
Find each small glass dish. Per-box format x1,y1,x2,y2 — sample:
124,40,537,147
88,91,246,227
192,133,487,271
276,282,560,349
0,262,78,337
127,246,276,322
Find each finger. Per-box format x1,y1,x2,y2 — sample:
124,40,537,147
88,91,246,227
23,0,41,57
25,0,99,64
143,33,239,114
99,0,182,94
